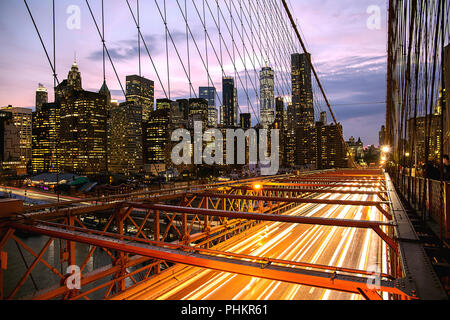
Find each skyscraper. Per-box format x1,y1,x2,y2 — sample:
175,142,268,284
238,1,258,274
320,112,327,125
199,86,217,128
222,77,236,127
32,103,61,174
109,102,143,175
234,88,239,127
143,108,170,170
67,60,82,90
126,75,155,121
35,83,48,113
156,98,173,112
286,103,296,166
240,113,251,130
444,45,450,157
0,106,32,171
260,66,275,128
379,125,386,147
56,62,108,175
99,80,112,109
274,97,286,167
188,98,209,130
292,53,314,128
0,110,21,174
176,99,190,119
297,121,347,169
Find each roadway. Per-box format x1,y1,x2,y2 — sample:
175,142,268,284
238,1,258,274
0,185,81,205
114,186,391,300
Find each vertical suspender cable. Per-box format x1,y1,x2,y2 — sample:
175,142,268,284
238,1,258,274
52,0,60,205
101,0,106,76
185,0,192,98
164,0,170,99
137,0,141,78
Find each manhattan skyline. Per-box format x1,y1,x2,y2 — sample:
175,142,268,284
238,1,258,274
0,0,387,146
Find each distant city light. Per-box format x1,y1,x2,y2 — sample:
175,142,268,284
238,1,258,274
381,145,391,153
253,183,263,191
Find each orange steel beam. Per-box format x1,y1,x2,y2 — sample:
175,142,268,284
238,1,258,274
264,183,385,189
189,192,393,221
126,203,398,253
29,255,153,300
273,178,385,183
13,219,391,279
126,204,393,229
8,222,411,299
231,186,388,196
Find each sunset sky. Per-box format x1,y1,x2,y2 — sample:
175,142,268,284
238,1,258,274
0,0,387,146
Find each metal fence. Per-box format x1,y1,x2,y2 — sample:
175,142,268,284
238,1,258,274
391,171,449,240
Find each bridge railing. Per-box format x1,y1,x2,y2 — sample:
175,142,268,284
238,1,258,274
391,172,450,240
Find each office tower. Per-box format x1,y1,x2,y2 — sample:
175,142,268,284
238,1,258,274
156,98,173,112
219,105,225,126
317,123,347,169
260,66,275,129
99,81,112,109
188,98,209,130
0,111,11,162
1,106,32,170
234,88,239,127
285,103,296,166
143,108,170,167
275,97,285,121
222,77,236,127
56,63,108,175
444,45,450,156
346,136,364,161
170,100,188,130
176,99,190,119
68,60,82,90
0,111,11,163
292,53,314,128
267,97,286,167
109,102,143,175
408,115,442,162
320,112,327,125
379,125,386,147
274,97,286,166
35,83,48,112
32,103,61,174
199,86,217,128
297,122,347,169
296,125,317,168
0,110,22,174
240,113,251,130
126,75,155,121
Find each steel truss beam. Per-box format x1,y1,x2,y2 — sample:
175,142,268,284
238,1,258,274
272,178,385,183
264,182,385,189
190,192,393,221
230,186,388,200
126,203,398,253
8,222,412,300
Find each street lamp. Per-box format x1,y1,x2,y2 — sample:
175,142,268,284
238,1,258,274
252,183,263,191
381,145,391,154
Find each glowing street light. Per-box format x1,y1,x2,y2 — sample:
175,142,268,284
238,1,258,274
253,183,263,191
381,145,391,153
